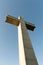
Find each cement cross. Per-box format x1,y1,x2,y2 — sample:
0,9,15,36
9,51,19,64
5,15,38,65
5,15,35,31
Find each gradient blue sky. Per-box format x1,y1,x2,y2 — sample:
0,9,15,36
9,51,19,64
0,0,43,65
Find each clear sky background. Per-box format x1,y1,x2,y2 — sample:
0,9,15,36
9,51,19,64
0,0,43,65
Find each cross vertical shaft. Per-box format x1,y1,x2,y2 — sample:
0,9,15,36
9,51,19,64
18,17,38,65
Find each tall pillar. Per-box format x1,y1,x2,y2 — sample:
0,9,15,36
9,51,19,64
18,17,38,65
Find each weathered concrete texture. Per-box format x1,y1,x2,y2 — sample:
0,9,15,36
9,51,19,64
18,17,38,65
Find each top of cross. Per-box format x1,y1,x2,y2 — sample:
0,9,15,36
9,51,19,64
5,15,35,31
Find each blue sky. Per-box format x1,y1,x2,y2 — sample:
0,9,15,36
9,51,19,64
0,0,43,65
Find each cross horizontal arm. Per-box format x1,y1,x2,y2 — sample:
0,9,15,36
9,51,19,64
5,15,35,31
25,22,35,31
5,15,19,26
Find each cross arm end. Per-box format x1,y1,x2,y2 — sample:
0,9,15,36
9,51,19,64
5,15,19,26
25,22,36,31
